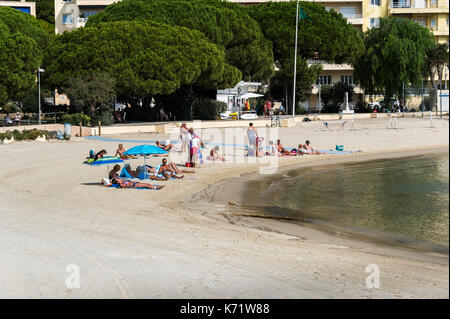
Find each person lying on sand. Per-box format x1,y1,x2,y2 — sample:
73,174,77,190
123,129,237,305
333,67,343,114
297,144,306,155
303,140,321,155
156,141,174,152
208,148,226,162
110,177,164,190
115,144,137,159
276,139,295,156
94,149,107,161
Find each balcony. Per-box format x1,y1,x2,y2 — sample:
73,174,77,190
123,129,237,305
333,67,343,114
389,1,449,14
307,60,354,71
342,13,364,25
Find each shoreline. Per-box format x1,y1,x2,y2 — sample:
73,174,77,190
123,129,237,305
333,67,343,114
182,146,449,265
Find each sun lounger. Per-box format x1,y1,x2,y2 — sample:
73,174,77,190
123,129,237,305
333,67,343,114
323,120,347,128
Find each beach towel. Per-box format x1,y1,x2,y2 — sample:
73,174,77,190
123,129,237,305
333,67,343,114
105,183,160,190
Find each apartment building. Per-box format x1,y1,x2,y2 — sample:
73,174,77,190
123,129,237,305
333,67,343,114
0,0,36,16
389,0,449,44
53,0,447,109
55,0,119,34
232,0,448,109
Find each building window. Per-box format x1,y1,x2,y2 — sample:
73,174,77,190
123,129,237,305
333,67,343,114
430,0,437,7
414,18,426,27
370,17,380,28
340,7,356,19
341,75,354,85
446,18,449,27
430,18,437,28
316,76,332,85
370,0,381,6
62,14,73,24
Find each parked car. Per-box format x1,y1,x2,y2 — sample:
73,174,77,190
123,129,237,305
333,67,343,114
368,98,399,111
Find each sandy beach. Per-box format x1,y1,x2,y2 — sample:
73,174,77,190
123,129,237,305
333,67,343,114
0,117,448,298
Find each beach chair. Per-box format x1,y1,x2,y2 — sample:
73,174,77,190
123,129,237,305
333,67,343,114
323,120,347,128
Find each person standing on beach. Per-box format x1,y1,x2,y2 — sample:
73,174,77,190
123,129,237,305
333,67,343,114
247,122,258,156
180,122,188,152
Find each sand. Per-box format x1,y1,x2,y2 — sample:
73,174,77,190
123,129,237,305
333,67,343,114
0,117,448,298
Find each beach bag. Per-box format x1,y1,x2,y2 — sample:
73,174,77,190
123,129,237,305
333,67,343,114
89,149,95,158
336,145,344,151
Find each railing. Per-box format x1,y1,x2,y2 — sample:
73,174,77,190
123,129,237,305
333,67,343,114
342,13,363,19
390,1,448,8
1,112,67,127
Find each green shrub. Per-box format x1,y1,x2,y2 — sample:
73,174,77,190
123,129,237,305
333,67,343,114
7,129,49,141
61,113,91,126
296,105,307,114
0,131,12,140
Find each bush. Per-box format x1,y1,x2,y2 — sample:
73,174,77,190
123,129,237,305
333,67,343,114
0,131,12,140
61,113,91,126
321,104,340,113
8,129,49,141
192,99,227,120
296,105,307,114
355,101,370,113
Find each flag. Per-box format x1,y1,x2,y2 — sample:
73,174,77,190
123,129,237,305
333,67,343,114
299,6,309,21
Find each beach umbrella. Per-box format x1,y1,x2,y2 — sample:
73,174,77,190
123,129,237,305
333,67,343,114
123,144,167,166
83,156,125,176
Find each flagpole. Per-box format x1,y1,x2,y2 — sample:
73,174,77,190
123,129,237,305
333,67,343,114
292,0,299,119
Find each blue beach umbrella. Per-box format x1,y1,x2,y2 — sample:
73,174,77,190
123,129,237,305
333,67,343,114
123,144,168,166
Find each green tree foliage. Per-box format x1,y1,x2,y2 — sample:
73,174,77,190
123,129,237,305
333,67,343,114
246,1,361,112
0,7,49,106
320,82,355,113
65,73,116,125
44,20,240,105
354,17,434,102
247,1,363,65
30,0,54,25
423,43,449,111
86,0,273,81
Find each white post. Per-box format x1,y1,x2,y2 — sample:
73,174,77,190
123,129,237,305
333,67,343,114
38,69,41,125
292,0,299,119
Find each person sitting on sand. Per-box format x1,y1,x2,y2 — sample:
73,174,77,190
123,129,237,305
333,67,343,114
156,141,174,152
109,164,121,180
276,139,295,156
94,150,107,161
303,140,321,155
115,144,137,159
208,147,226,162
297,144,306,155
157,158,184,179
110,176,164,190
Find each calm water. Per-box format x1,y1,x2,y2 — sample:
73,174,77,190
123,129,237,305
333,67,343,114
244,152,449,252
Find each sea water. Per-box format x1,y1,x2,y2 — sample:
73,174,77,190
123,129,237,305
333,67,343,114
244,152,449,252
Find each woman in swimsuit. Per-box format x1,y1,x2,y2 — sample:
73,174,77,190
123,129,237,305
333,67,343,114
94,149,107,161
111,177,164,190
115,144,137,159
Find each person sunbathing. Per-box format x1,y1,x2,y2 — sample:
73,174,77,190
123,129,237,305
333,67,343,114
115,144,137,159
124,164,139,178
144,165,169,181
276,139,295,156
297,144,306,155
111,177,164,190
208,148,226,162
109,164,121,180
94,149,107,161
157,159,184,179
156,141,174,151
304,140,321,155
